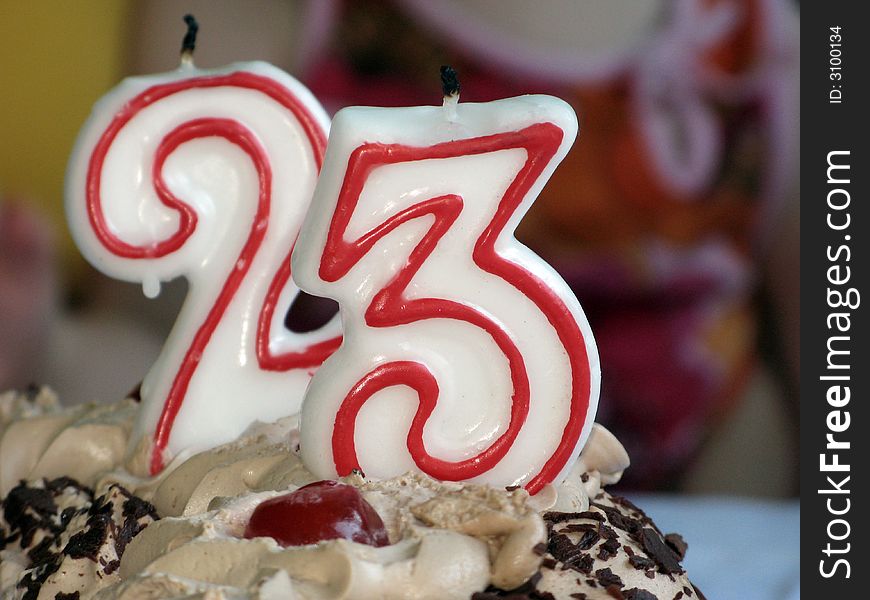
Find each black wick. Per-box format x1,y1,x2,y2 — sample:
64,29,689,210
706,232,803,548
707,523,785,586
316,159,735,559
440,65,461,98
181,14,199,57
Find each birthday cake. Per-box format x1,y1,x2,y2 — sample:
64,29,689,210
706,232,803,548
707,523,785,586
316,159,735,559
2,16,707,598
0,386,702,599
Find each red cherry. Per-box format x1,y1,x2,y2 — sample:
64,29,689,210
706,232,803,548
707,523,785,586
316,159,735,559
244,480,390,547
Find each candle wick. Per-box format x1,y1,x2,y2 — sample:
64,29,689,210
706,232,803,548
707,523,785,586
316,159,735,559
440,65,460,121
180,14,199,67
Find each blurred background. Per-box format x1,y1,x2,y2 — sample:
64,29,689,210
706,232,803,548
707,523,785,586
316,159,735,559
0,0,799,500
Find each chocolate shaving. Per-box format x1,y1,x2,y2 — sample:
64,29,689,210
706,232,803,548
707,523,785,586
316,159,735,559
17,558,60,600
576,529,601,551
599,524,619,540
610,495,647,516
577,511,606,522
472,572,555,599
598,537,620,560
543,511,587,524
5,483,58,521
122,494,159,522
628,554,656,571
44,477,81,495
103,559,121,575
574,554,594,574
26,536,57,565
664,533,688,560
559,523,597,534
623,590,659,600
640,528,684,575
548,532,585,566
595,568,624,589
64,514,110,560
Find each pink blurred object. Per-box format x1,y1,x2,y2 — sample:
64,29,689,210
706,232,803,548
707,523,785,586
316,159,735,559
0,199,57,389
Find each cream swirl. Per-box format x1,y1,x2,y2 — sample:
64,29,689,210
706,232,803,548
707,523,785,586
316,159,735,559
0,387,135,496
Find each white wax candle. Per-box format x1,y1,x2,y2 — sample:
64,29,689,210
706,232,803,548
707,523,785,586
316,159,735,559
292,94,600,494
66,60,339,474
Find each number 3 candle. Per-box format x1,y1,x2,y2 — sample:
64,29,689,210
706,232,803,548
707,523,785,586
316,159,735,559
66,17,339,474
292,69,600,494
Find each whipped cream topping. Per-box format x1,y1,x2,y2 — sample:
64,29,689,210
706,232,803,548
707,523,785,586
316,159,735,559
0,387,695,600
0,388,135,497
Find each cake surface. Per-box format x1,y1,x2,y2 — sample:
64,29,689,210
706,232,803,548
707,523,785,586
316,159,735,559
1,387,702,599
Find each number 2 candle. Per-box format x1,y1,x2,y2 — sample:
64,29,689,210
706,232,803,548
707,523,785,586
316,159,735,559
292,69,600,494
65,17,339,474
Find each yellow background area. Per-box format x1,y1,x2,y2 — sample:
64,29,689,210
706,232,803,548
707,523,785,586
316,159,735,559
0,1,131,271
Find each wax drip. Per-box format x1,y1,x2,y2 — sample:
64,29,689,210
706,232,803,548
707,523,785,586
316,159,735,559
142,274,161,299
180,14,199,66
440,65,460,121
